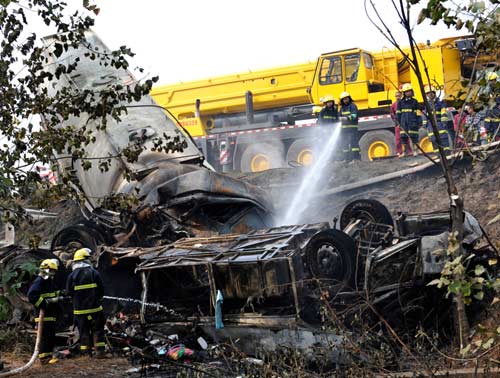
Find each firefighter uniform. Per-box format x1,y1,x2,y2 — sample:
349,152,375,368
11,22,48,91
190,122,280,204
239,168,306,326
423,98,450,152
66,248,106,356
339,92,360,160
484,98,500,142
397,84,422,153
318,106,339,125
27,260,62,363
318,95,339,125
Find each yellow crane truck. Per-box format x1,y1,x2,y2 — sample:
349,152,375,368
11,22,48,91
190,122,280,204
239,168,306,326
151,36,492,172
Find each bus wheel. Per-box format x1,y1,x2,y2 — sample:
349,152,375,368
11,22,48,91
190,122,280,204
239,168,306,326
240,143,285,172
359,130,396,161
286,139,316,166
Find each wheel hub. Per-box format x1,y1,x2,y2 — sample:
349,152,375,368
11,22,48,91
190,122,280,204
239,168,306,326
368,141,390,160
250,154,270,172
297,149,314,166
316,244,343,278
418,136,434,153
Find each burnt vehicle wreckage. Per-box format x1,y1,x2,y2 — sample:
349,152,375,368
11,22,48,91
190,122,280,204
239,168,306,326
1,31,498,367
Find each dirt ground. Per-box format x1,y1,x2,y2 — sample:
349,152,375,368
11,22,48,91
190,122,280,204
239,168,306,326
0,353,131,377
2,151,500,377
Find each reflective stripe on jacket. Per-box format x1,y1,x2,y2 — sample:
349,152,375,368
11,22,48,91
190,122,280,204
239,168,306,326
66,266,104,316
27,276,60,320
340,102,358,128
397,97,422,131
318,106,339,125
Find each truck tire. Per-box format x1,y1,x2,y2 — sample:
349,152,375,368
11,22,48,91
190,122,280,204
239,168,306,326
418,127,434,153
305,229,356,288
240,143,285,172
51,224,106,263
340,199,393,229
359,130,396,161
286,138,317,166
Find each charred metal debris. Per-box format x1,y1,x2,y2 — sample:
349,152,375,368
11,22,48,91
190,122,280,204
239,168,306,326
90,200,496,336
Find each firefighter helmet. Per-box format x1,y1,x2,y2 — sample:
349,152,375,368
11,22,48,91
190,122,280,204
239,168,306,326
40,259,58,271
321,94,335,104
73,248,92,261
339,91,350,101
487,72,498,81
424,84,435,94
401,83,413,92
312,105,322,114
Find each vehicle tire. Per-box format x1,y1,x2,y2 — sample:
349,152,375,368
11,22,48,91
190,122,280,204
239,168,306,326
340,199,393,229
359,130,396,161
305,229,357,288
418,127,434,153
286,138,317,166
240,143,285,172
50,224,106,262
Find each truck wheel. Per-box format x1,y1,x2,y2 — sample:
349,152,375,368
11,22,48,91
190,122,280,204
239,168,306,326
305,229,356,288
51,224,105,262
286,139,316,166
418,127,434,153
359,130,396,161
240,143,285,172
340,199,393,229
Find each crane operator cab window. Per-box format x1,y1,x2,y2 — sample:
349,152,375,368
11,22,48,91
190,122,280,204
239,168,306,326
345,54,360,82
319,56,342,84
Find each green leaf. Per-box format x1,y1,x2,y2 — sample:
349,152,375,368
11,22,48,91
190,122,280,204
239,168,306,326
474,265,486,276
460,343,471,356
462,282,472,297
449,282,461,294
53,43,64,58
482,337,494,350
473,291,484,300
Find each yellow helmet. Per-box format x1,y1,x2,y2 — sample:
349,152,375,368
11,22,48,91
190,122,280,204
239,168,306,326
424,84,435,94
487,72,498,81
402,83,413,92
40,259,58,271
321,94,335,104
312,105,322,114
73,248,92,261
339,91,350,101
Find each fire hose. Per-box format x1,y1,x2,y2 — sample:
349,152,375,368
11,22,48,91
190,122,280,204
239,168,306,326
0,309,44,377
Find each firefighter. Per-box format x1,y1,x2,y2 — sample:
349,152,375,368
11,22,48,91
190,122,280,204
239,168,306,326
66,248,107,358
422,85,451,153
27,259,63,364
339,91,360,160
484,96,500,142
486,72,499,102
318,95,339,125
390,90,403,156
396,83,421,157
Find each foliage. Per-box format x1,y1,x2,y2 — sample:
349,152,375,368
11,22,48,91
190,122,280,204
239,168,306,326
0,260,37,321
418,0,500,106
0,1,185,219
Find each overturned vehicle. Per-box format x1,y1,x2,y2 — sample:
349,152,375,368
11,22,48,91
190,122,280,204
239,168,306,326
96,199,496,342
42,30,273,256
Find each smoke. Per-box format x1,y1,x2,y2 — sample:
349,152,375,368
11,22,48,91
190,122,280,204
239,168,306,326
275,123,342,226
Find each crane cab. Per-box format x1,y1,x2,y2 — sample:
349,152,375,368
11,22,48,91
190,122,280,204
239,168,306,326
309,48,391,111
